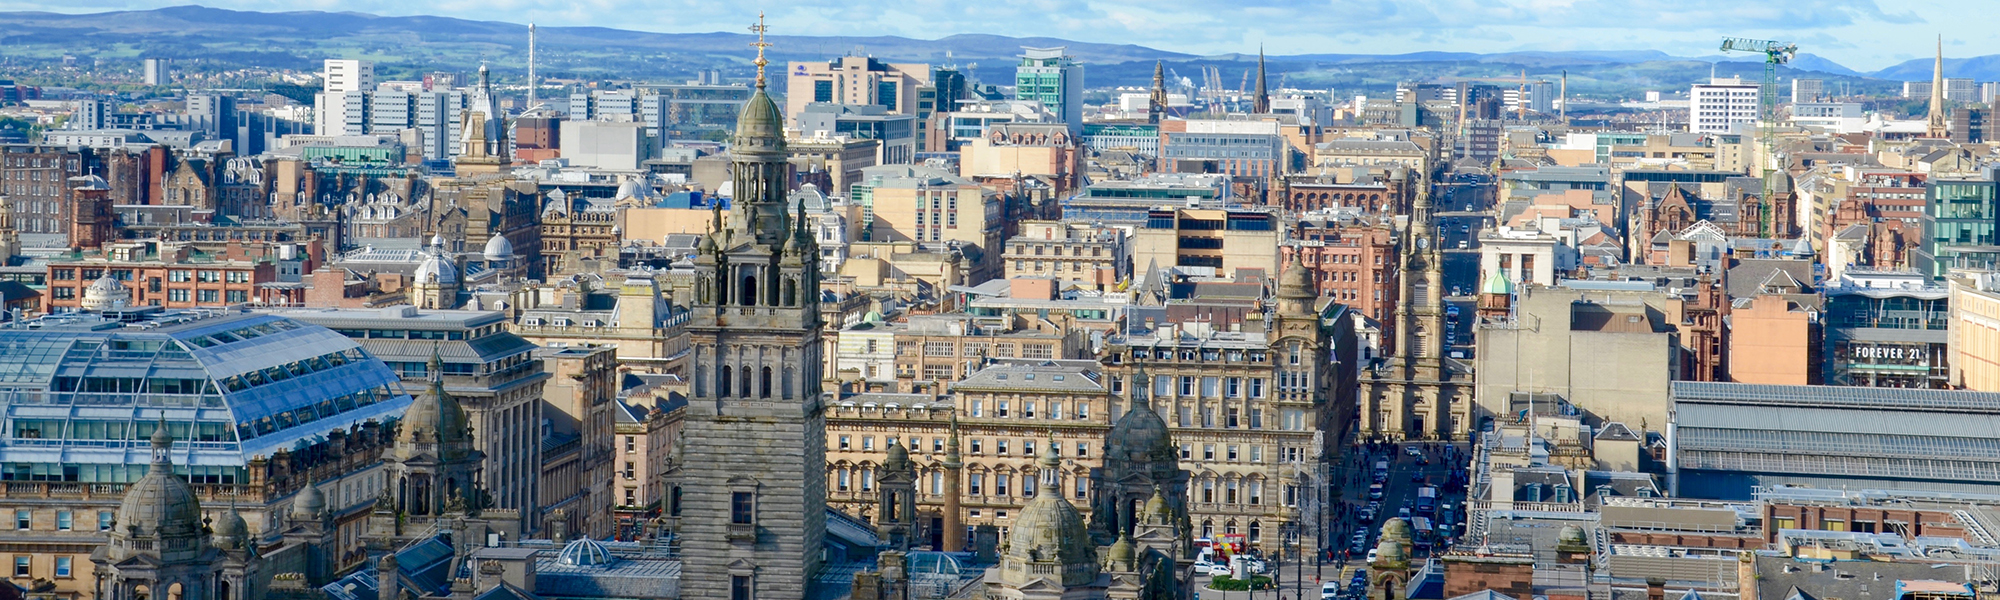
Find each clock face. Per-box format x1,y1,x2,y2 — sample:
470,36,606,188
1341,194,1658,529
1417,237,1430,250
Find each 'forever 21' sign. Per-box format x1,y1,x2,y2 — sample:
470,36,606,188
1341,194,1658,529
1850,345,1926,361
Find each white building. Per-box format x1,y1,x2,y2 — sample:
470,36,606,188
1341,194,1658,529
1689,77,1759,134
1788,102,1866,134
142,58,167,86
316,60,376,135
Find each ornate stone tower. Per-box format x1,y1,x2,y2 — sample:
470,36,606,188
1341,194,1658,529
876,440,918,550
985,439,1104,597
1090,366,1189,551
279,478,339,585
1148,62,1166,125
368,352,485,546
92,423,223,600
678,14,828,600
412,236,460,310
211,505,259,600
1364,170,1470,440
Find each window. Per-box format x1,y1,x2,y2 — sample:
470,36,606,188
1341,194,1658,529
970,439,982,454
13,510,26,530
862,469,874,491
837,469,851,491
1076,403,1088,420
1203,444,1215,460
98,511,112,531
970,474,984,495
997,440,1009,456
997,401,1009,418
1227,377,1241,397
55,511,69,531
1227,445,1239,461
626,436,636,453
730,492,755,524
971,400,983,417
1180,377,1195,396
225,271,249,284
12,556,24,577
1181,444,1192,460
931,472,942,495
226,290,247,303
839,436,850,450
732,575,754,600
54,557,69,578
199,289,219,303
1227,408,1239,428
623,462,635,480
1023,402,1036,419
1048,401,1062,420
862,436,874,451
996,474,1010,496
169,289,190,302
1023,440,1036,456
1251,445,1264,463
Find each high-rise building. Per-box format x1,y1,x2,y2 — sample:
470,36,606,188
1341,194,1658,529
1015,47,1084,132
142,58,168,86
1791,78,1824,103
784,56,932,121
675,25,830,599
316,59,376,135
1689,77,1759,134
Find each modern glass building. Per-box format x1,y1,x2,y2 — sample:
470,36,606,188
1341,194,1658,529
0,307,412,484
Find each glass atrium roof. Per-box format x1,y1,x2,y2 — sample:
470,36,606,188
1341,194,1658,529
0,309,413,474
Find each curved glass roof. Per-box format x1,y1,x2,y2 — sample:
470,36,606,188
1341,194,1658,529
0,310,413,477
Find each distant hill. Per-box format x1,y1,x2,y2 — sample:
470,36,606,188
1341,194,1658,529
1870,55,2000,82
0,5,1932,98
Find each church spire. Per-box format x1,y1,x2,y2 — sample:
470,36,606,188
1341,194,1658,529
1254,46,1270,114
1928,35,1950,138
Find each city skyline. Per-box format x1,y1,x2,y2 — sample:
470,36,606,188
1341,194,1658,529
0,0,1976,71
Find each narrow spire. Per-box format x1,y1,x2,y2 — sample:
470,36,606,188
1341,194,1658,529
749,13,772,90
1928,35,1950,138
1149,61,1165,125
1254,46,1270,114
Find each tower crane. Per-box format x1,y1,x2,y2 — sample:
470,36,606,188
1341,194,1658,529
1719,37,1797,239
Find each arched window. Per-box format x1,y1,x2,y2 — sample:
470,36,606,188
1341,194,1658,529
740,368,753,398
720,366,733,397
784,277,798,306
783,367,796,400
760,366,773,398
740,275,758,307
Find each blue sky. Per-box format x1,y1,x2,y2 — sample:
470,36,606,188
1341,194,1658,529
0,0,1977,71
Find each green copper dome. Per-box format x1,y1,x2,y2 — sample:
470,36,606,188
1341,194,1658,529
1004,439,1097,586
1481,269,1514,296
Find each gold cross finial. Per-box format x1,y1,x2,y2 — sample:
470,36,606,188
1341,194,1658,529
749,13,772,89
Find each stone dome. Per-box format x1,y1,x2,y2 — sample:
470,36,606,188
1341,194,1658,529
1382,517,1412,542
1005,440,1096,585
1105,376,1175,467
212,506,248,550
1106,533,1136,566
430,233,446,249
1374,534,1407,564
883,439,912,473
732,88,785,155
397,357,474,461
483,234,515,261
290,479,326,521
1278,251,1315,299
415,252,458,286
557,537,616,567
80,275,131,312
117,425,203,539
1558,523,1590,547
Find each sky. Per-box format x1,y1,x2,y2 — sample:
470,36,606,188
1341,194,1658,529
0,0,1982,72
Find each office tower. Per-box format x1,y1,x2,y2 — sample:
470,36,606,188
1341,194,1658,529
1015,47,1084,132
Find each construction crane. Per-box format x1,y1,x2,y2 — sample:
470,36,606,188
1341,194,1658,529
1719,37,1797,239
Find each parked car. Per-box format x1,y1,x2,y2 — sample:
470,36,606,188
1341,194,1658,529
1406,446,1424,457
1458,240,1469,249
1324,582,1344,600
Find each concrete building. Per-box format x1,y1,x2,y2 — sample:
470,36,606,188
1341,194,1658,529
796,103,918,166
1015,47,1084,132
558,121,649,171
1002,221,1127,291
1132,206,1282,278
1689,77,1759,134
784,56,933,121
1949,269,2000,391
142,58,168,86
315,59,375,135
850,163,1004,280
1823,279,1947,388
1791,78,1824,103
1473,283,1686,435
277,307,549,533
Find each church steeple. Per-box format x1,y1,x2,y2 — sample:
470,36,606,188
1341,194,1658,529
1928,35,1950,138
1254,47,1270,114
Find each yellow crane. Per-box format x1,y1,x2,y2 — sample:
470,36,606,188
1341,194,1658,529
1719,37,1797,239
